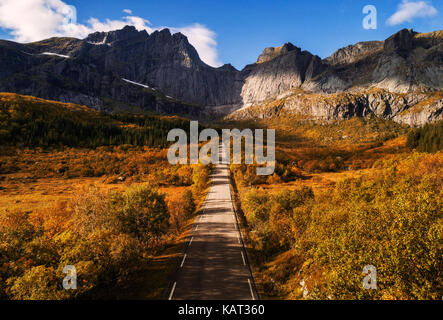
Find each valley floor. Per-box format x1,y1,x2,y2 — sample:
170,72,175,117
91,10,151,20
0,115,441,300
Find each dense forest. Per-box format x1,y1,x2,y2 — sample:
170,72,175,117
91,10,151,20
407,120,443,153
0,93,191,148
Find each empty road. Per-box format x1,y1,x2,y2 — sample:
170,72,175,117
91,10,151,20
169,143,257,300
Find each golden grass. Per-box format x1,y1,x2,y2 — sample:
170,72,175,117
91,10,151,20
0,92,188,131
0,145,188,214
0,176,192,213
0,144,210,300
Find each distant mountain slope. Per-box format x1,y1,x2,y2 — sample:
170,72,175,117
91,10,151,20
304,29,443,94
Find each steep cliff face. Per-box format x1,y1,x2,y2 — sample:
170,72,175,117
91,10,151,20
227,89,443,127
88,27,243,106
234,28,442,115
240,43,326,106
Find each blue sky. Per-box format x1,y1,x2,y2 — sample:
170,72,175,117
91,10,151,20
0,0,442,69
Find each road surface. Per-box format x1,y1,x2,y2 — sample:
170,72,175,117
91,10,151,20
169,143,257,300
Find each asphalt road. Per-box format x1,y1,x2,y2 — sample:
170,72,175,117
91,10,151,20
169,143,257,300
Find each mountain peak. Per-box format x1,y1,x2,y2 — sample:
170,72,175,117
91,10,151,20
218,63,238,71
384,28,418,58
151,28,172,38
159,28,172,35
256,42,299,63
84,25,148,45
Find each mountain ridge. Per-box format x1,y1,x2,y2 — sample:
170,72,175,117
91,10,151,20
0,27,442,125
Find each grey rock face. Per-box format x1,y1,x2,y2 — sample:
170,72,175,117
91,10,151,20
396,99,443,127
325,41,384,66
240,45,326,106
227,90,443,127
302,29,443,95
85,25,149,45
384,28,417,58
236,28,442,121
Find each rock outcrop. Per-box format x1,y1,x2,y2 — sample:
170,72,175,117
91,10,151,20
240,44,326,106
384,28,417,58
227,89,443,127
324,41,384,66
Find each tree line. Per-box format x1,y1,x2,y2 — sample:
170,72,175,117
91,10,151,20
407,120,442,153
0,95,191,148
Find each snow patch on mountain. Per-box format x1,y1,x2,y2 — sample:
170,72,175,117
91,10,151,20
41,52,70,58
122,78,156,91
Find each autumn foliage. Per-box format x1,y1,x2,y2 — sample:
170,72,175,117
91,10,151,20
0,163,209,300
234,152,442,300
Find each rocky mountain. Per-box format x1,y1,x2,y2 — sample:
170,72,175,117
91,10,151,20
0,26,242,117
240,43,325,107
302,29,443,94
0,27,442,125
229,28,443,126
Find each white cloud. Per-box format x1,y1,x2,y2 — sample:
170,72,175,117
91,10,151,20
123,9,132,15
86,16,153,34
387,0,438,26
0,0,222,67
171,24,221,68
